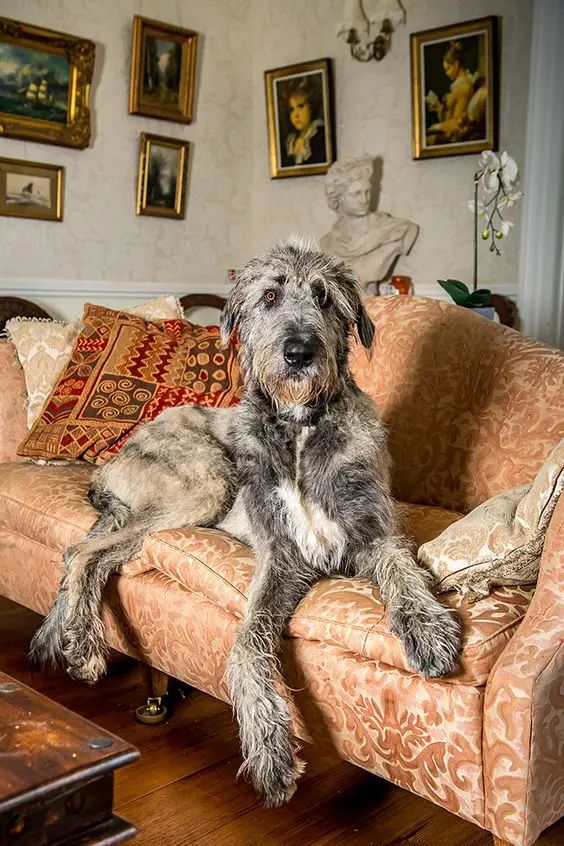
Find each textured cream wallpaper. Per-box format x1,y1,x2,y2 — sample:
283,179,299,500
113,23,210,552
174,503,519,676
0,0,252,306
1,0,532,317
249,0,532,297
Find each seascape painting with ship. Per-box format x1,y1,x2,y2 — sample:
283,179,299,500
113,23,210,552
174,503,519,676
0,42,69,124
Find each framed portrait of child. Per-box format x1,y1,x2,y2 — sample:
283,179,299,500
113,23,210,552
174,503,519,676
410,16,499,159
264,58,335,179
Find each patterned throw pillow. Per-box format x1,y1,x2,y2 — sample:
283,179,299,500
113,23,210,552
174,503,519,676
6,296,184,428
17,303,243,464
418,439,563,600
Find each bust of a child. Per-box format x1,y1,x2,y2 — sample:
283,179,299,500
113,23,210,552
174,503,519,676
320,155,418,291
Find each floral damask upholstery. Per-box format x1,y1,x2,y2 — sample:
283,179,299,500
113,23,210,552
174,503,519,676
1,296,563,846
351,297,564,513
0,341,27,464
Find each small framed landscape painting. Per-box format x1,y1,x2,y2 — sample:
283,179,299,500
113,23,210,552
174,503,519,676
410,16,498,159
0,16,95,149
136,133,189,220
0,157,64,221
264,58,335,179
129,16,198,124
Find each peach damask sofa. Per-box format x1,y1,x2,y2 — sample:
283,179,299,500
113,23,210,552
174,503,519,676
0,296,562,846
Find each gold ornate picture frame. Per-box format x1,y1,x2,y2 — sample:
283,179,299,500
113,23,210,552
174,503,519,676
0,156,64,221
264,58,335,179
0,16,95,149
410,16,498,160
136,133,189,220
129,16,198,124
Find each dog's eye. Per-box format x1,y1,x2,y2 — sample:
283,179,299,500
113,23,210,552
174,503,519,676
314,287,331,309
263,290,277,305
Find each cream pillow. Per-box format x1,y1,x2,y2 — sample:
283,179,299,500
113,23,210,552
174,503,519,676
418,440,564,601
6,296,184,428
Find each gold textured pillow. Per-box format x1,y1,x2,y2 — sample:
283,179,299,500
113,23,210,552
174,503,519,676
5,296,184,428
418,440,564,600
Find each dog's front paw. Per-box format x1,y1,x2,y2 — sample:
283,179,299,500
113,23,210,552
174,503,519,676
391,600,461,678
28,594,69,669
65,654,107,685
243,731,305,807
62,635,107,685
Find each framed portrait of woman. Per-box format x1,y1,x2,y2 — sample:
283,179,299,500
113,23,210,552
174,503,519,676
410,17,499,160
264,58,335,179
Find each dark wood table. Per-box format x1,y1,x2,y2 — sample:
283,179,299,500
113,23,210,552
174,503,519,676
0,670,139,845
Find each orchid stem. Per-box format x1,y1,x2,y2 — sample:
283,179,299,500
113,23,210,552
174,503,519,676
473,175,479,293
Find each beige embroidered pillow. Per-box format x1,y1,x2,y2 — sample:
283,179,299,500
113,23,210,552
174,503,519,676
418,440,564,601
6,296,184,428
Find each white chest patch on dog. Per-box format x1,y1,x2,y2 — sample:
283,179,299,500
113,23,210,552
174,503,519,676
276,427,345,565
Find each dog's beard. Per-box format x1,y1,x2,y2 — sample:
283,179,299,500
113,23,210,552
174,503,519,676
251,347,339,408
267,375,320,407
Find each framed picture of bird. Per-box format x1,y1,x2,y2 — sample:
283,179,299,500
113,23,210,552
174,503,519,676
0,156,64,221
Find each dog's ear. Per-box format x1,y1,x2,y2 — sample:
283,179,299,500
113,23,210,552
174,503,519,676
220,295,238,347
220,274,246,347
356,301,375,351
338,263,375,352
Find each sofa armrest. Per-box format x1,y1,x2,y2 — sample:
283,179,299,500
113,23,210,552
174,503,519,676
483,494,564,846
0,340,27,463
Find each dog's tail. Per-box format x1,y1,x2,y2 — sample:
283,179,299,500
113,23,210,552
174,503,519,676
28,510,164,673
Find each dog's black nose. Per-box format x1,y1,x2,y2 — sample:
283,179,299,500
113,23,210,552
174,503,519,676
283,337,315,368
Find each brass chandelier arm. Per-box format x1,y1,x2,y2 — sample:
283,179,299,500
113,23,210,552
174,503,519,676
346,19,394,62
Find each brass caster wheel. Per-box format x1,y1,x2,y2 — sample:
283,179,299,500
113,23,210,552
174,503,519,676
135,696,169,725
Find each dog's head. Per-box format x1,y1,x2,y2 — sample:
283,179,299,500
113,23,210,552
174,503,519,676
220,238,374,410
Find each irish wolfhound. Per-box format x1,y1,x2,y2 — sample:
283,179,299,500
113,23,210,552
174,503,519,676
30,239,460,807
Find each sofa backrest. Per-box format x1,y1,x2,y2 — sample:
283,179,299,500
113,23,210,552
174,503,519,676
350,297,564,513
0,340,27,463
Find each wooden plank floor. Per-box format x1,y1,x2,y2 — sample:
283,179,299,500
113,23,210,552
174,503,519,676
1,596,562,846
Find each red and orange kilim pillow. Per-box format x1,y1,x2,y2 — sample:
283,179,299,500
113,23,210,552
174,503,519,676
17,303,244,463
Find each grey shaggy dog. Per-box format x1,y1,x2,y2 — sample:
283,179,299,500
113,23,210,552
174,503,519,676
29,238,461,808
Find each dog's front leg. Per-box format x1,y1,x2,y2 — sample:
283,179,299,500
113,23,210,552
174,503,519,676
228,541,312,807
355,535,461,678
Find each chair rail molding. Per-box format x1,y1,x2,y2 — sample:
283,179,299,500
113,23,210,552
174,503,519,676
518,0,564,349
0,277,229,322
0,278,225,299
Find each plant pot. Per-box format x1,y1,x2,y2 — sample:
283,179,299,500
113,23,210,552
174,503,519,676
466,305,495,320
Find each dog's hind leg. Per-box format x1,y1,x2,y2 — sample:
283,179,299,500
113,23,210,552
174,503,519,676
228,546,313,808
60,519,154,684
355,535,461,678
28,509,121,670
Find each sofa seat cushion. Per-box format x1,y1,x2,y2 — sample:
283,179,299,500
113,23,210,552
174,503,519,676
0,462,96,550
139,504,534,686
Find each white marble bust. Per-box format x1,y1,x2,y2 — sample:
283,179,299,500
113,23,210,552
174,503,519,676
320,155,419,291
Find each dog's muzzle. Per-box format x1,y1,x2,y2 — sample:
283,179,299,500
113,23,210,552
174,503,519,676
283,336,316,370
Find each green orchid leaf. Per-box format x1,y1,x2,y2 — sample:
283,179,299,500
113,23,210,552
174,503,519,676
438,279,470,306
466,288,492,308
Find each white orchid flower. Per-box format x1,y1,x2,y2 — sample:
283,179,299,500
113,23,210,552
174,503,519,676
482,168,500,192
498,189,524,209
479,150,499,171
499,220,514,237
500,151,519,188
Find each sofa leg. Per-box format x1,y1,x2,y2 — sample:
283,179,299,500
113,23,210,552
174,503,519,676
493,838,513,846
135,666,171,725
